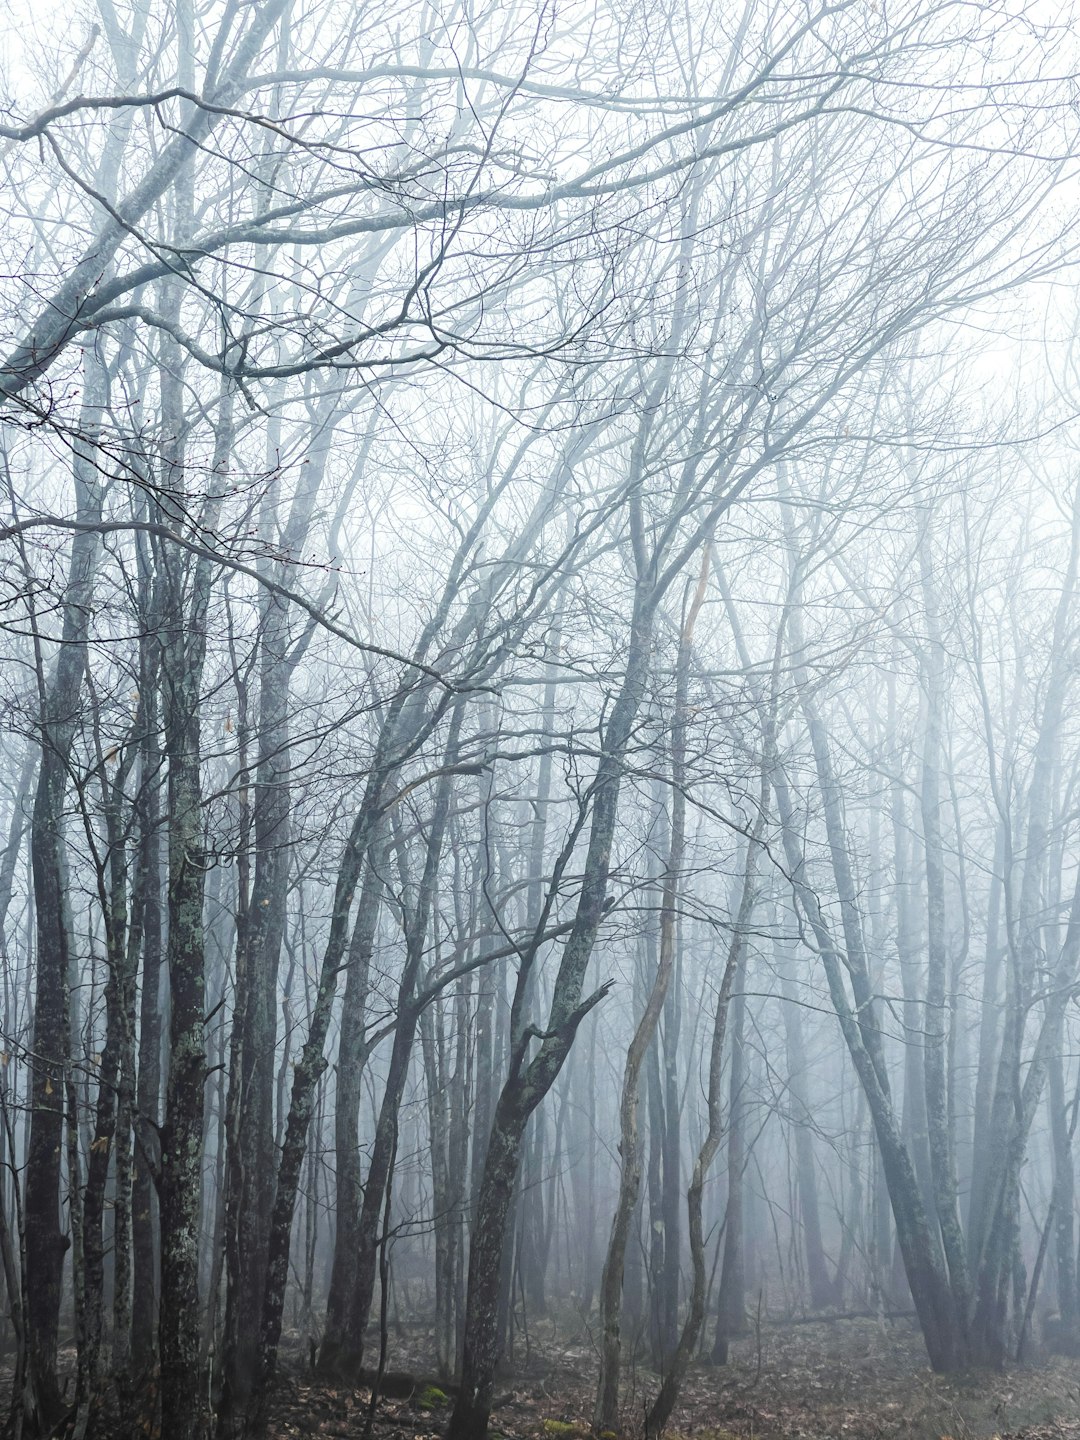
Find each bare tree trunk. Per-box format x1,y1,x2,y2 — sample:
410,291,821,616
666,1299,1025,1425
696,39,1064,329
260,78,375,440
712,948,748,1365
776,936,833,1311
918,524,970,1318
76,715,137,1431
970,493,1080,1364
342,714,463,1376
647,822,763,1435
448,584,656,1440
131,588,164,1378
592,577,700,1432
890,773,937,1251
220,433,330,1426
658,884,683,1366
1047,1028,1077,1332
317,859,383,1376
157,369,232,1440
25,347,104,1424
774,761,965,1372
968,824,1005,1248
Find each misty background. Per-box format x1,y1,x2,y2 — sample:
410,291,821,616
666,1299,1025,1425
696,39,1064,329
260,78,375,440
1,3,1080,1440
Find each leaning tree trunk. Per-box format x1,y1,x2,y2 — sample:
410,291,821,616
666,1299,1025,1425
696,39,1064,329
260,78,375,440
257,669,456,1407
448,585,656,1440
342,714,465,1378
970,493,1080,1363
646,817,763,1436
256,764,396,1402
594,559,705,1433
774,761,965,1372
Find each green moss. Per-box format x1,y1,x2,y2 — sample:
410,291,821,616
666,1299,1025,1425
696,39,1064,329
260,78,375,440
542,1421,588,1438
416,1385,450,1410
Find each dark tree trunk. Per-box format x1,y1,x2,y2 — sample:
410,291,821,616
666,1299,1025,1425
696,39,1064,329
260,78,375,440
339,716,462,1376
448,586,655,1440
131,645,164,1378
76,721,138,1428
317,860,383,1376
918,530,970,1316
646,818,763,1436
157,370,232,1440
774,765,966,1373
25,350,104,1424
595,563,704,1430
220,442,328,1426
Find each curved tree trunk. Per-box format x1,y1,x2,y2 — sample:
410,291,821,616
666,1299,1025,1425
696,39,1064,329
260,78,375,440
647,822,763,1435
594,559,705,1432
449,586,655,1440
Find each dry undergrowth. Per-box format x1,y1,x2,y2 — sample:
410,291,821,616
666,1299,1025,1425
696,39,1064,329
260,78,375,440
264,1317,1080,1440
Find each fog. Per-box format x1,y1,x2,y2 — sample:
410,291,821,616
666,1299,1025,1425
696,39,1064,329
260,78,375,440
1,3,1080,1439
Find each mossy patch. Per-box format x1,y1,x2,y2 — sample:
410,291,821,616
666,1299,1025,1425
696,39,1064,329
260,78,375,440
416,1385,450,1410
542,1421,589,1438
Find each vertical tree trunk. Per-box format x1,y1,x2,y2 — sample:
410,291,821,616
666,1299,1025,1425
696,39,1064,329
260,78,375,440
76,717,137,1431
658,908,683,1366
25,348,104,1423
968,825,1005,1249
776,937,833,1311
131,588,164,1377
1047,1032,1077,1331
421,1003,454,1376
712,951,748,1365
317,860,383,1377
220,437,329,1424
157,368,232,1440
891,775,938,1248
918,524,970,1317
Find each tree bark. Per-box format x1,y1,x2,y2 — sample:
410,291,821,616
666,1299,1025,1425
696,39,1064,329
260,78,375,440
917,523,970,1317
317,859,383,1377
157,370,232,1440
712,948,748,1365
25,347,104,1423
449,584,655,1440
647,822,763,1435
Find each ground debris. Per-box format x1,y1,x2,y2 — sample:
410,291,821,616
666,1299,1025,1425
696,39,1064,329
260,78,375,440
262,1321,1080,1440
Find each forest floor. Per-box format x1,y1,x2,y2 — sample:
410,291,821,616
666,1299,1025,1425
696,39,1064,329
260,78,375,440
264,1316,1080,1440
